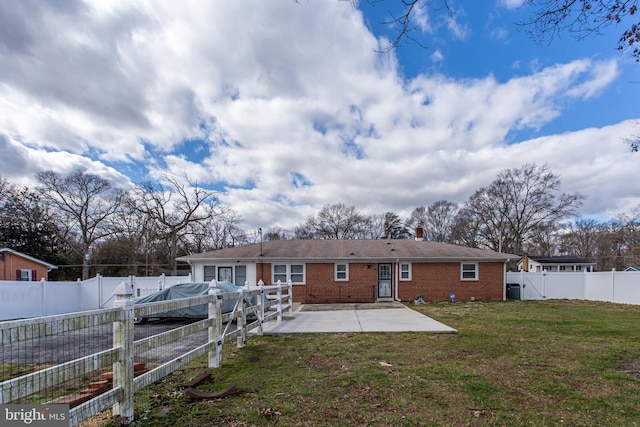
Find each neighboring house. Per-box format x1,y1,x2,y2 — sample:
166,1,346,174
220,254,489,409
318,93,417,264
624,266,640,272
0,248,58,281
518,254,595,273
152,269,192,277
177,234,519,304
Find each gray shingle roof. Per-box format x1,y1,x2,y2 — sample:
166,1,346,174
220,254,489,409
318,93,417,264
177,239,519,262
527,256,594,264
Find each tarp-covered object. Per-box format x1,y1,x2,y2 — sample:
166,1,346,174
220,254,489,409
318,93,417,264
134,281,244,319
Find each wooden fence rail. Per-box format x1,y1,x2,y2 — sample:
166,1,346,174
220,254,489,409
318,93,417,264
0,279,294,426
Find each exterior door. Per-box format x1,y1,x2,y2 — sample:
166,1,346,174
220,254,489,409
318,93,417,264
218,266,233,282
378,263,392,299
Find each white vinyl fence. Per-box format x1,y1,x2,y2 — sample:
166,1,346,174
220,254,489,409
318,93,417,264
0,274,191,321
506,270,640,305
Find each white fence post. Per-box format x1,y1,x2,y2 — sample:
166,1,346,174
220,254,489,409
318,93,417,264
237,288,247,348
112,281,135,424
277,280,283,322
97,273,103,308
287,280,293,316
40,278,45,316
612,268,616,303
208,280,223,368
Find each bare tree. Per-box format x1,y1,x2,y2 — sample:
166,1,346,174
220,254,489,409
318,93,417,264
304,203,368,239
356,1,639,60
261,226,293,241
363,213,386,239
424,200,458,242
131,175,218,275
461,164,584,254
560,217,602,258
519,0,640,60
36,170,125,279
450,206,482,248
354,0,453,52
405,206,428,232
188,207,245,252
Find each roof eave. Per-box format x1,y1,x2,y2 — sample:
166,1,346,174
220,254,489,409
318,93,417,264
180,255,520,263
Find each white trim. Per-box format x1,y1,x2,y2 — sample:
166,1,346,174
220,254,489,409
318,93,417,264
461,262,478,281
334,263,349,281
399,262,412,281
272,263,306,284
0,248,58,269
19,269,33,281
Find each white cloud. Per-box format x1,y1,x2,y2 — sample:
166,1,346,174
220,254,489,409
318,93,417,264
0,0,637,233
498,0,526,10
431,49,444,62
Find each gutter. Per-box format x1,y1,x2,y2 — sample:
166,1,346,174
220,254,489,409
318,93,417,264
178,256,520,263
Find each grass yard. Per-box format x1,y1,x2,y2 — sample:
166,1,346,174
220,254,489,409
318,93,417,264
112,300,640,426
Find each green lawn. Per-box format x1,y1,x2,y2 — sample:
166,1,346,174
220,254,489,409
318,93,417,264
112,300,640,426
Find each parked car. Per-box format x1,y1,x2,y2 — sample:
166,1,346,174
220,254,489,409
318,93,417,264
133,281,246,324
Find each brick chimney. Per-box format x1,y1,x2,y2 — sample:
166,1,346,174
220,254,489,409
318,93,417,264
415,227,424,241
521,253,529,272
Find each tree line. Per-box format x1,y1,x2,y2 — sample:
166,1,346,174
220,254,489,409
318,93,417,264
0,171,242,280
1,164,637,279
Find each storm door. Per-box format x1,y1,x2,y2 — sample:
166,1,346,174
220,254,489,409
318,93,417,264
218,266,233,282
378,263,392,299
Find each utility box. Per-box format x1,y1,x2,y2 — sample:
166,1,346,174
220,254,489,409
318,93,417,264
507,284,520,300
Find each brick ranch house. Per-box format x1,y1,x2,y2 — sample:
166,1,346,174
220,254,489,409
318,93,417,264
177,234,519,304
0,248,58,281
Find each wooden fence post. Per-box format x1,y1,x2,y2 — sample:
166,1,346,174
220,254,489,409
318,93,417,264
208,281,223,368
112,281,135,424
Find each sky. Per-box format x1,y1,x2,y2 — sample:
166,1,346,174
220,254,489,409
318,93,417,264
1,0,639,232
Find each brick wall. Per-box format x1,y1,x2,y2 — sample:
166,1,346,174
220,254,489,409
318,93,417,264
304,263,377,303
398,262,504,302
256,261,504,304
0,252,51,281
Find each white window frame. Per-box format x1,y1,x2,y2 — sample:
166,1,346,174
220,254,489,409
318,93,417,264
203,265,216,282
460,262,478,281
218,266,233,282
272,263,306,284
235,265,247,287
20,269,32,281
399,263,412,281
334,263,349,281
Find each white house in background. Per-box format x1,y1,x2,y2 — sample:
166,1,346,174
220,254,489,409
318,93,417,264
625,266,640,272
518,254,595,272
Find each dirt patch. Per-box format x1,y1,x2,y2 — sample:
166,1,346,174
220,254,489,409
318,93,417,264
618,358,640,380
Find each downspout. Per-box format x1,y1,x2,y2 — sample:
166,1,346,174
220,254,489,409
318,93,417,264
503,260,507,301
394,260,400,301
